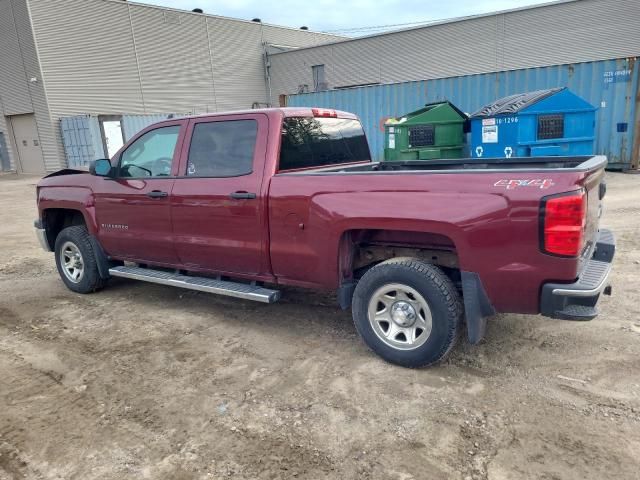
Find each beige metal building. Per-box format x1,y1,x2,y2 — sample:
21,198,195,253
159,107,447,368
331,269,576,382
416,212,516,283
0,0,340,173
268,0,640,105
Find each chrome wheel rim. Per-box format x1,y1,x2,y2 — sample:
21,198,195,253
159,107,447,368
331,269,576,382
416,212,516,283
367,283,432,350
60,241,85,283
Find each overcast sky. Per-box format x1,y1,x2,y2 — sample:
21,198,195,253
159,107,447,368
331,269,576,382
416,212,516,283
134,0,553,34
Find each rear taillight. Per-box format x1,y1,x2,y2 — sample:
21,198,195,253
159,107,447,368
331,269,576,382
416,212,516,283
311,108,337,118
541,191,586,257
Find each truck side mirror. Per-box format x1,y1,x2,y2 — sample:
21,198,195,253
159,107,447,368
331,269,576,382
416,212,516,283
90,158,112,177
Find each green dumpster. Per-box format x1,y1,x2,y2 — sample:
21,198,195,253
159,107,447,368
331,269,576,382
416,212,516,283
384,101,468,161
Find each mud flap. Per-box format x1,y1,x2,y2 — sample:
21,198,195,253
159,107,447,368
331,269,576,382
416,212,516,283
337,281,357,310
461,271,495,344
88,235,111,280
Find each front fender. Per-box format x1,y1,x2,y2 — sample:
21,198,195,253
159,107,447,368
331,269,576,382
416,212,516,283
38,186,98,235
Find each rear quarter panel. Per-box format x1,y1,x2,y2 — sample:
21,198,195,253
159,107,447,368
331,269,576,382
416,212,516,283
269,168,599,314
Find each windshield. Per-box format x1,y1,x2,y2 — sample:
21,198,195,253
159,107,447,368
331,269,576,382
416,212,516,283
279,117,371,171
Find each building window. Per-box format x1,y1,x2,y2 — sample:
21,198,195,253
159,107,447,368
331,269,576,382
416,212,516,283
312,64,326,92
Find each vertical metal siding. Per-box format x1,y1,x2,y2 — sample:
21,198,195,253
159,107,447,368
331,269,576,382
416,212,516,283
28,0,149,171
0,133,10,171
130,8,216,114
270,0,640,106
122,114,181,139
21,0,340,170
207,17,267,111
261,25,341,49
10,0,60,172
0,0,32,115
27,0,145,116
0,113,15,171
288,58,639,169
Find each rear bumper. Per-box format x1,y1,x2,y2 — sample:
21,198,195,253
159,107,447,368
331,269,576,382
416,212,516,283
34,219,52,252
540,229,615,320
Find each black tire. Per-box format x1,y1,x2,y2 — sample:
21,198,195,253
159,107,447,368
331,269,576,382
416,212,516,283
352,257,463,368
54,225,106,294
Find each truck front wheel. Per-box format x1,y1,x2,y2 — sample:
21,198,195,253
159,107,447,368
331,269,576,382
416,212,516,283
54,226,106,294
352,258,462,367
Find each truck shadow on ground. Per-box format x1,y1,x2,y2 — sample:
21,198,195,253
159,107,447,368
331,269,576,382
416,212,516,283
103,277,553,373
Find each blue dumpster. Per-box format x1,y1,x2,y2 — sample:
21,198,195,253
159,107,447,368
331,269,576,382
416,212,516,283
470,88,596,159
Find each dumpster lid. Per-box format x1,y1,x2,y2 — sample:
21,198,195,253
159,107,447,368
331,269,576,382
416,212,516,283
405,100,468,120
471,88,564,117
426,100,468,120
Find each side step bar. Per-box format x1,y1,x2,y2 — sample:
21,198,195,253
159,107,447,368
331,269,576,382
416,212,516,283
108,266,280,304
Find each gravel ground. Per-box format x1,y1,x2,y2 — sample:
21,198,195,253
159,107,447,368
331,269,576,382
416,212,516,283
0,172,639,480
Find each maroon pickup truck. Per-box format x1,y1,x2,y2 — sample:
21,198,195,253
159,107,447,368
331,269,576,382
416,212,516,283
35,107,615,367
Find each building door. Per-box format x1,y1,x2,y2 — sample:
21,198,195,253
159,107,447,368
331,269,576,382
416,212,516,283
99,116,125,158
0,133,10,171
9,114,45,174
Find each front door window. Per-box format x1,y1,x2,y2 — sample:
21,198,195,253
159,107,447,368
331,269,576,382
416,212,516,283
119,126,180,178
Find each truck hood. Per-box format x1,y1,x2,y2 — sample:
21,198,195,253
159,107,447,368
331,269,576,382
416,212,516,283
43,168,89,178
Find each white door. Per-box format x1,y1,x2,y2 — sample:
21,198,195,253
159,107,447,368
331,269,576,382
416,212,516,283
10,114,45,174
102,120,125,158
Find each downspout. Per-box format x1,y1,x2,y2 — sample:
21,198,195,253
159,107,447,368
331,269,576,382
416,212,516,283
259,23,273,107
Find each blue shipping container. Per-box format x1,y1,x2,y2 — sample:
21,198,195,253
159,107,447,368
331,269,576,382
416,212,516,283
287,57,639,170
469,88,596,159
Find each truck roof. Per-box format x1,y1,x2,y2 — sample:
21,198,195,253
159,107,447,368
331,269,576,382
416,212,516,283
177,107,359,121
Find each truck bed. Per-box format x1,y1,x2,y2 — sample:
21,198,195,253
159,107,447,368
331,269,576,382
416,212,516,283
285,155,606,175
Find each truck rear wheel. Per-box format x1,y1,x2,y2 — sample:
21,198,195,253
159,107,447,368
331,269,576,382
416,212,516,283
54,225,106,294
352,258,462,367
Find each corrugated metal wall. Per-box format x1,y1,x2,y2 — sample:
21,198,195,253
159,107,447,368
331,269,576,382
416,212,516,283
0,0,32,115
0,0,59,172
0,133,10,171
20,0,341,171
269,0,640,106
121,114,180,140
27,0,342,118
288,58,640,170
10,0,60,173
61,113,181,167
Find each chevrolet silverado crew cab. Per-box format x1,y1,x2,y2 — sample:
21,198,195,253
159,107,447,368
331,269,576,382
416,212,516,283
35,108,615,367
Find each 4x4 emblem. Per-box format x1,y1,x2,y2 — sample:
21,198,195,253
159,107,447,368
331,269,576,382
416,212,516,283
101,223,129,230
494,179,555,190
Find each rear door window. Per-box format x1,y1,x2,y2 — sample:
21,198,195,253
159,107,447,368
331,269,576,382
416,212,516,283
279,117,371,171
186,120,257,177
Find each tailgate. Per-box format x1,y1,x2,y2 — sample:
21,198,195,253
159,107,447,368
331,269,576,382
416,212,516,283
579,161,607,270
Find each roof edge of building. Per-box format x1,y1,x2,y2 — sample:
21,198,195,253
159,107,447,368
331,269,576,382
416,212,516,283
269,0,580,55
98,0,346,39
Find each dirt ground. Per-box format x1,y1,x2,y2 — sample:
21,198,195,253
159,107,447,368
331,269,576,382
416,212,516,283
0,172,639,480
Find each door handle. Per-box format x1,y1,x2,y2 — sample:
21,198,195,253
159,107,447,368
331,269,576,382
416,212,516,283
147,190,168,198
229,191,257,200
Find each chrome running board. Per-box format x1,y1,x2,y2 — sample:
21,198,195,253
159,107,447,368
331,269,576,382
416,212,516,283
108,266,280,304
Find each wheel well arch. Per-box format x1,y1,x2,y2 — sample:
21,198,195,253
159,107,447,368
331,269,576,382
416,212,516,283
336,228,494,345
41,208,88,249
338,228,460,284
